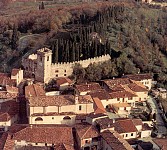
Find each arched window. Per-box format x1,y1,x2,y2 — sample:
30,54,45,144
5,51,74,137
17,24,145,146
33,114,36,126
63,116,71,120
35,117,43,121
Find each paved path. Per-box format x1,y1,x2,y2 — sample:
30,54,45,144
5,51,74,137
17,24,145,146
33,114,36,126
147,96,167,136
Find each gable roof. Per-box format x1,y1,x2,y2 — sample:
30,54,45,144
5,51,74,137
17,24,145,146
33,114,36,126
101,130,134,150
109,90,137,99
75,123,99,139
0,100,19,122
75,83,102,93
123,73,152,81
93,97,106,114
56,77,73,86
10,125,74,146
78,95,93,104
28,95,75,107
89,89,111,100
114,119,138,133
25,84,45,98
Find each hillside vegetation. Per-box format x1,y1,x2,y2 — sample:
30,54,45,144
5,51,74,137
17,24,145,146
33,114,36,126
0,1,167,87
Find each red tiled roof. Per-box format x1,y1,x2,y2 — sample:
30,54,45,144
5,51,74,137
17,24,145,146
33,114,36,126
25,84,45,97
93,97,106,114
123,73,152,81
6,85,18,94
132,119,143,126
0,100,19,122
95,117,114,130
10,125,74,145
3,134,15,150
89,89,111,100
128,83,148,92
29,95,75,107
109,90,137,99
153,139,167,150
115,119,138,133
56,77,73,86
75,83,102,93
112,103,131,108
78,95,93,104
101,130,134,150
0,133,8,150
11,69,20,76
75,123,99,139
0,77,16,87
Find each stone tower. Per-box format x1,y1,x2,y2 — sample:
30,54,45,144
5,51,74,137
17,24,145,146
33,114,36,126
35,48,52,83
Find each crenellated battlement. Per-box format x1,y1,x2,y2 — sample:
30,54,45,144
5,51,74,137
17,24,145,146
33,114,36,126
22,48,111,83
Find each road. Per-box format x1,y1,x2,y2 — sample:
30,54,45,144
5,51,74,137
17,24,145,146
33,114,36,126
147,96,167,137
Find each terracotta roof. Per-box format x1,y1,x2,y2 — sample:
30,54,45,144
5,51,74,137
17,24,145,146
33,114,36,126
29,95,75,107
93,97,106,114
87,113,107,119
0,100,19,122
11,69,20,76
153,139,167,150
103,78,132,90
132,119,143,126
127,83,148,92
0,133,8,150
112,103,131,108
114,119,138,133
101,130,134,150
10,125,74,146
89,89,111,100
123,73,152,81
75,83,102,93
56,77,73,86
25,84,45,98
3,134,15,150
0,77,16,87
75,123,99,139
95,117,114,130
78,95,93,104
6,85,18,93
0,91,18,99
109,90,137,99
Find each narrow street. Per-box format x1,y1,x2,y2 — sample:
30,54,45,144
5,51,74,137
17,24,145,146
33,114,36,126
147,96,167,136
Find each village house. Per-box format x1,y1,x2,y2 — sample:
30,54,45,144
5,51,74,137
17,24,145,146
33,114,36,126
100,130,134,150
1,124,74,149
95,118,152,140
0,100,19,131
55,77,73,91
11,68,23,86
75,82,102,95
123,73,152,90
27,94,94,125
74,123,99,150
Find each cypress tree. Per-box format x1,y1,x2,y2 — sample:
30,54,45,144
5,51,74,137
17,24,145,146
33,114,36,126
11,24,18,50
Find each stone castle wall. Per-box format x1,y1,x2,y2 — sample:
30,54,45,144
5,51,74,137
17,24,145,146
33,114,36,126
49,54,111,79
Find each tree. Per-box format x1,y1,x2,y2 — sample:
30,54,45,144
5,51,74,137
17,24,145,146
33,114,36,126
11,24,18,50
72,64,85,83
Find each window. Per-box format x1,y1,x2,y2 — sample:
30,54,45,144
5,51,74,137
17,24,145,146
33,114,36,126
64,74,66,76
79,105,82,110
45,143,47,146
40,56,42,61
56,74,58,77
35,117,43,121
52,117,54,120
36,143,38,145
126,134,128,137
131,133,133,136
47,56,49,61
64,70,66,72
55,70,59,73
117,98,120,101
63,116,71,120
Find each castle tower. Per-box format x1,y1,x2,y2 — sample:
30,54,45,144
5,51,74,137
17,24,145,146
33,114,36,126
35,48,52,83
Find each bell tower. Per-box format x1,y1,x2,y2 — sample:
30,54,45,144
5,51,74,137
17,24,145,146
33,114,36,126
35,48,52,83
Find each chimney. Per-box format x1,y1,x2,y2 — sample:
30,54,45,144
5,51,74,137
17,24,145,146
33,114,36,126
30,124,32,129
108,124,110,128
113,118,115,123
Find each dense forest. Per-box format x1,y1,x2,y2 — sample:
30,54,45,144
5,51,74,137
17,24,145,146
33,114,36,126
0,0,167,87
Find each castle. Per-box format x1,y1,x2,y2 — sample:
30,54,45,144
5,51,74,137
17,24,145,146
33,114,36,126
22,48,111,83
